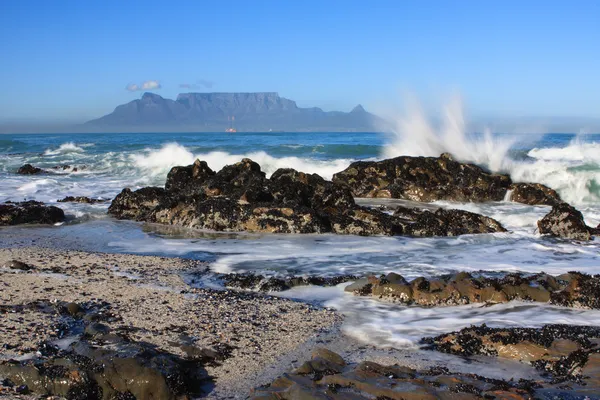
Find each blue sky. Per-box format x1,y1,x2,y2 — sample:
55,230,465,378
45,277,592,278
0,0,599,122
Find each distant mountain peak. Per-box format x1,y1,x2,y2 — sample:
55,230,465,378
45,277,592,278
351,104,366,113
141,92,165,101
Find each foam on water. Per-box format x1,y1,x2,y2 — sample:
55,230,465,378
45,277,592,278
328,295,600,348
44,142,87,156
509,138,600,204
131,143,355,180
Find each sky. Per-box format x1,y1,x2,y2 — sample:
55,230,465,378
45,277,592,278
0,0,599,123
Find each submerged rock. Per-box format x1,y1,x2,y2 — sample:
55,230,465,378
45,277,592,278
16,163,44,174
422,324,600,385
538,202,595,240
347,271,600,309
0,201,65,226
332,154,512,202
58,196,108,204
509,182,562,206
109,158,505,237
251,347,537,399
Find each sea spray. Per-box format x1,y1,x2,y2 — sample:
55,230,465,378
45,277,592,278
382,96,514,172
382,96,600,205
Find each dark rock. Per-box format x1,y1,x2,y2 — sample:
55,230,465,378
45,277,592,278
251,348,537,399
0,201,65,226
165,159,216,195
58,196,108,204
65,302,81,316
15,384,30,394
332,154,512,202
394,206,506,237
0,300,215,400
108,187,168,221
509,182,562,206
422,324,600,385
350,271,600,309
110,158,508,238
538,203,594,240
4,260,33,271
17,164,43,174
222,273,358,292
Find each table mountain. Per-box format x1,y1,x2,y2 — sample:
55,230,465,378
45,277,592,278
85,92,384,132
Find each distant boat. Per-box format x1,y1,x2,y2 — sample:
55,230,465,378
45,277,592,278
226,116,237,133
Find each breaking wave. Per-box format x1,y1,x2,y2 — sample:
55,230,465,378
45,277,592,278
131,142,355,181
382,96,600,205
44,142,87,155
383,96,514,172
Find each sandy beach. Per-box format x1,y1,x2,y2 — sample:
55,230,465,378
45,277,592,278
0,246,346,398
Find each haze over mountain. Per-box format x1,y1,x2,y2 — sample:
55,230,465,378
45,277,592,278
84,92,384,132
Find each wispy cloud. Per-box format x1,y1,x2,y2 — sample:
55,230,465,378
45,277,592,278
126,80,162,92
179,79,214,89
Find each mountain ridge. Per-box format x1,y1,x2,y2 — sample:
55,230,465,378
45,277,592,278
84,92,384,132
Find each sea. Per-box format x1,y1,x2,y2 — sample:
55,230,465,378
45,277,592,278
2,124,600,353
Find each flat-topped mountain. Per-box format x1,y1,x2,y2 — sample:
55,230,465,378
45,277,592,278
84,92,383,132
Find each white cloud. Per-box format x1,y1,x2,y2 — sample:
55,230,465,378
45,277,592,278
126,80,161,92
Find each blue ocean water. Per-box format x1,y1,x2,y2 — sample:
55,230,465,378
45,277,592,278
1,130,600,348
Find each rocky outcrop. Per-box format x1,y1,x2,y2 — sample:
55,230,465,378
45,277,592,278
332,153,512,202
0,201,65,226
16,164,43,174
346,271,600,309
538,202,596,240
221,273,358,292
422,324,600,385
0,300,215,399
509,182,562,206
332,153,568,207
110,158,505,237
251,347,537,399
58,196,108,204
394,206,506,236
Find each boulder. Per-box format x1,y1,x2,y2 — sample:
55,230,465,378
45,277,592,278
394,206,506,237
16,164,43,174
58,196,107,204
0,201,65,226
537,203,594,240
509,183,562,206
332,154,512,202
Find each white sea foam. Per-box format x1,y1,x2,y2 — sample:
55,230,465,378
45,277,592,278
328,296,600,348
528,139,600,163
44,142,86,155
131,142,354,181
